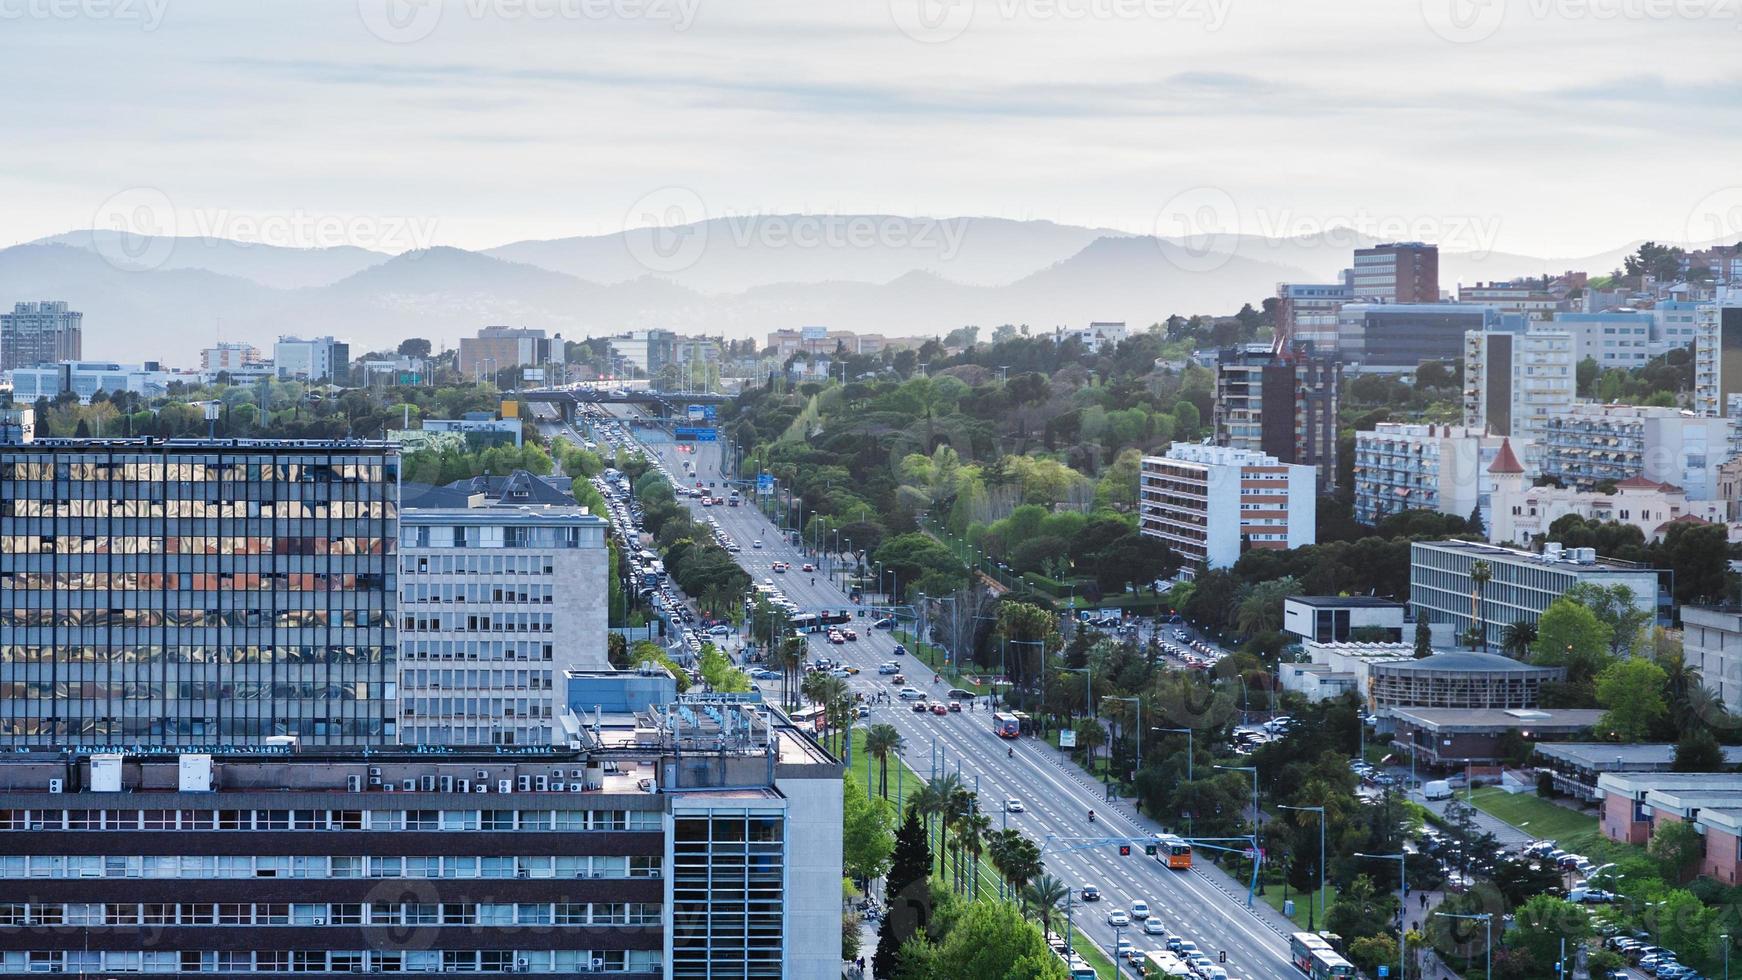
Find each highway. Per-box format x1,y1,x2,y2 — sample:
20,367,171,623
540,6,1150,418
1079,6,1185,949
566,411,1301,979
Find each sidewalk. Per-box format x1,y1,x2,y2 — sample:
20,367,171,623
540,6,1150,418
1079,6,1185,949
1413,790,1534,846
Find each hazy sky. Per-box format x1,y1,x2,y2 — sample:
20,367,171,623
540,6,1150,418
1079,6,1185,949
2,0,1739,258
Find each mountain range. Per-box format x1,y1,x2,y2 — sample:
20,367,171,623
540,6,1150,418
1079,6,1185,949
0,219,1699,364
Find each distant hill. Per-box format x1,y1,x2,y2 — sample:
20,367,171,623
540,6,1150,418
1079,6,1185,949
6,218,1727,364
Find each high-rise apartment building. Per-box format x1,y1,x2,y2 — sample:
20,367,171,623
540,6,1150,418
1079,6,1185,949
1138,443,1316,570
1351,242,1439,303
1695,290,1742,417
1540,403,1736,497
274,336,351,384
1462,328,1576,470
397,505,610,747
1274,281,1352,352
0,439,399,747
1353,423,1521,526
0,301,82,371
459,326,554,379
1213,344,1340,490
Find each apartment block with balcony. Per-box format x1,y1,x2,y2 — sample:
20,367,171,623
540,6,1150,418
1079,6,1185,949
1463,328,1577,472
1351,242,1439,304
1695,291,1742,418
1139,443,1315,570
1275,281,1351,352
1540,403,1735,498
1353,422,1520,526
1213,345,1340,490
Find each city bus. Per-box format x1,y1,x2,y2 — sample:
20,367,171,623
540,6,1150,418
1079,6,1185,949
788,705,826,733
1289,933,1354,979
1154,834,1192,870
992,712,1021,738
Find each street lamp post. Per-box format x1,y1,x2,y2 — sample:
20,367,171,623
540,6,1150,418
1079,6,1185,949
1279,803,1327,931
1432,911,1492,980
1106,695,1143,780
1355,851,1408,980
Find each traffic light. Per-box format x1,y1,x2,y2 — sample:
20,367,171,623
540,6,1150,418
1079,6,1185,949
1144,843,1158,856
1118,844,1132,856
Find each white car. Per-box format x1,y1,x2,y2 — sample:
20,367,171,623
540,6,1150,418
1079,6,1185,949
1129,900,1149,920
1106,909,1130,927
1004,798,1024,813
897,687,926,701
1143,918,1167,936
752,540,763,548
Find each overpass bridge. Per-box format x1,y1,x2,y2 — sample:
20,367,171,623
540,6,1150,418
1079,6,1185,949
511,387,731,421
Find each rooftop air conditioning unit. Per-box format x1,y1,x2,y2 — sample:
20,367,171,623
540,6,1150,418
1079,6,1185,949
517,776,531,792
476,770,489,780
48,778,63,794
457,780,470,794
346,775,362,792
401,779,416,791
534,776,548,792
551,782,566,792
498,779,513,794
382,784,397,793
368,767,382,777
368,776,383,787
439,776,453,793
421,775,436,792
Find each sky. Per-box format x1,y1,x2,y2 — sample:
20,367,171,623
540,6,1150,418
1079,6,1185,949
1,0,1740,260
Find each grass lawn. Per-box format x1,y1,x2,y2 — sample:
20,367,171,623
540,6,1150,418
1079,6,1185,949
1467,787,1597,841
1258,882,1340,931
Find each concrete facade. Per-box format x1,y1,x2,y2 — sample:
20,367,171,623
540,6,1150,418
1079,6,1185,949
1138,443,1315,570
1409,539,1661,648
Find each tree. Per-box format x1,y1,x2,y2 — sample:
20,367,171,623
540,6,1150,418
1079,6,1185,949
897,898,1068,980
843,778,896,882
1595,657,1669,742
1500,619,1537,658
1414,616,1432,658
1327,875,1396,943
1508,893,1591,969
1531,598,1613,684
865,723,906,799
1468,560,1492,652
1563,582,1651,656
1021,875,1069,939
1673,727,1727,772
1071,718,1106,762
398,337,433,358
1465,503,1485,539
875,807,933,980
1648,819,1704,882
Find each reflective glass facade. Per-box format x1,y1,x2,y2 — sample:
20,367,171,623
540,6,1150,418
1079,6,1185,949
0,441,398,746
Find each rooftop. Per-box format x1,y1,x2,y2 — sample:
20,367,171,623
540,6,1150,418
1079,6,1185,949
1536,742,1742,769
1413,539,1660,574
1287,596,1406,609
1488,438,1525,475
1374,651,1559,674
1389,707,1604,732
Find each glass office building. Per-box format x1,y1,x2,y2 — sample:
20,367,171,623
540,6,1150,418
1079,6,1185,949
0,439,398,747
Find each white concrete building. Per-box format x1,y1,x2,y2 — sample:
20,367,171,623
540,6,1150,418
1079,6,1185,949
1682,605,1742,718
1056,321,1128,353
1278,641,1414,703
1138,443,1315,570
1410,539,1661,648
420,415,524,447
1551,311,1657,369
1540,403,1736,498
1490,467,1732,547
1283,596,1407,643
1353,422,1524,526
398,505,610,747
1463,328,1576,470
8,360,172,404
273,335,350,383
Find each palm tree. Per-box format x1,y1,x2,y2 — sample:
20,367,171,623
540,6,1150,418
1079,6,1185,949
1469,560,1492,653
864,724,905,800
1023,874,1069,939
943,787,975,891
1500,619,1537,659
959,808,992,900
776,636,806,709
929,772,966,880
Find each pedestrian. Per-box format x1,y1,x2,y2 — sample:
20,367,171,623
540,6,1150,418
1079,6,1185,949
1420,893,1428,910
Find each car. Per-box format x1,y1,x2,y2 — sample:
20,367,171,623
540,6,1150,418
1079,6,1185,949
762,577,774,586
911,702,929,713
930,702,949,715
873,617,894,629
1080,886,1100,902
801,563,814,572
1129,900,1149,920
948,701,962,712
842,628,858,641
751,669,781,680
1175,941,1199,958
878,663,900,674
1143,918,1168,936
856,705,871,718
1004,798,1024,813
752,540,763,548
771,562,786,573
829,668,851,678
897,687,925,700
1114,939,1134,960
891,645,907,656
947,688,975,699
707,625,732,636
891,674,907,685
1106,909,1130,927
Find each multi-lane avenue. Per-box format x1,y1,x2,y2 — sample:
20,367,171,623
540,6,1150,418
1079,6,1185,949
559,409,1301,977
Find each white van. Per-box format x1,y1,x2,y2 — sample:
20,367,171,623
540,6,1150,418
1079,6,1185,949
1423,780,1453,800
